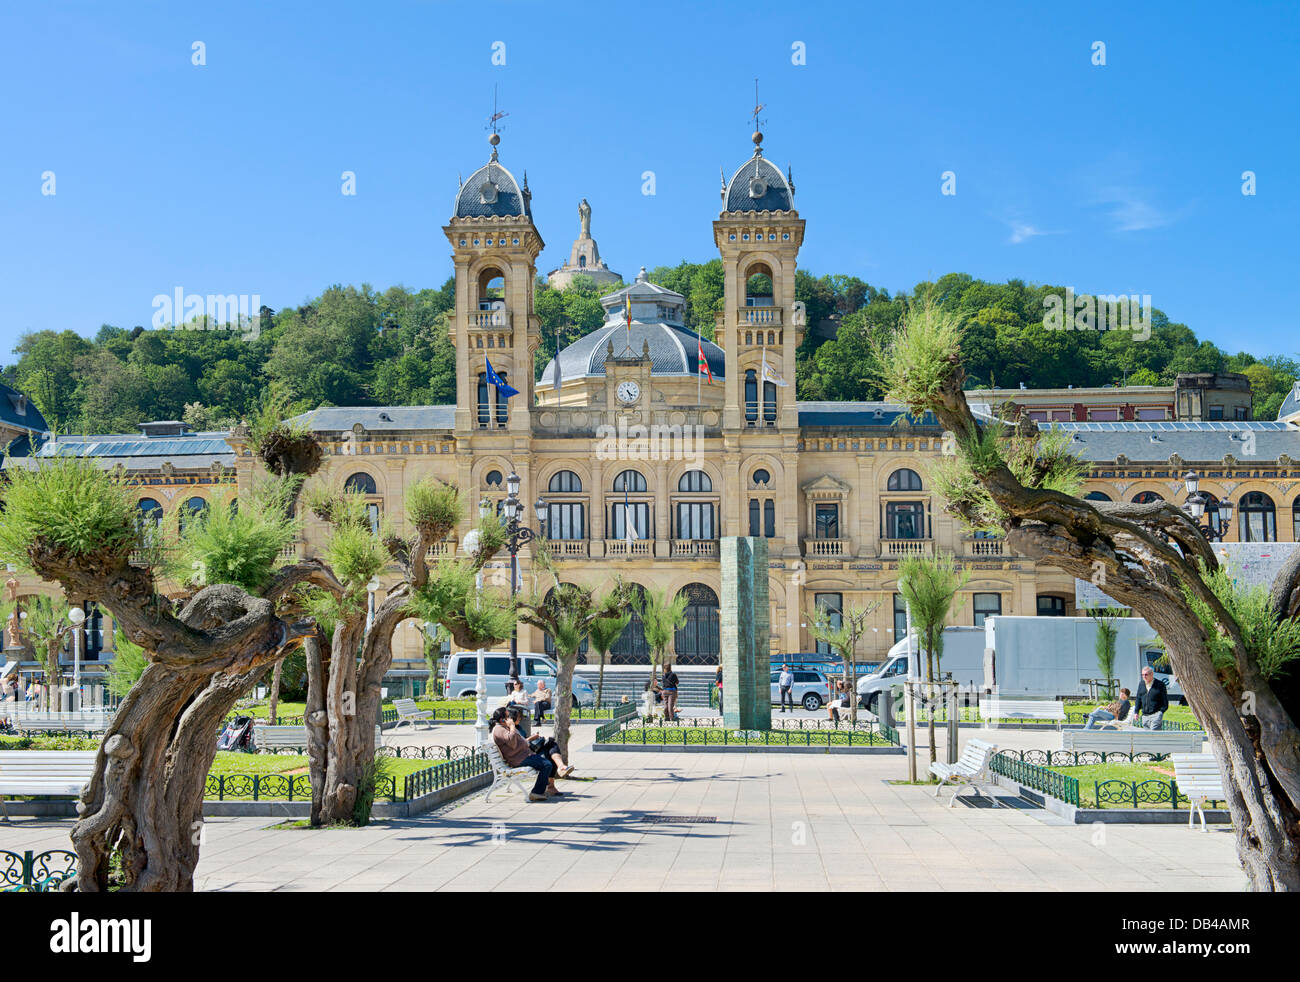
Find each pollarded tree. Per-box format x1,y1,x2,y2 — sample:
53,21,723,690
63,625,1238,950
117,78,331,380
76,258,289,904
517,545,631,758
806,599,882,726
897,553,970,765
876,302,1300,891
295,476,512,826
0,458,331,891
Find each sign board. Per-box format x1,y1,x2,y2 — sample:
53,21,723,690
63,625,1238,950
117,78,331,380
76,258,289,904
1076,541,1299,608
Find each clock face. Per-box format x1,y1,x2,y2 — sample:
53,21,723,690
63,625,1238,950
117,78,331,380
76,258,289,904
617,380,641,405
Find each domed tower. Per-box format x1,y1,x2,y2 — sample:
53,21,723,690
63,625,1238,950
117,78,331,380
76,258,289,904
713,128,804,433
443,133,545,435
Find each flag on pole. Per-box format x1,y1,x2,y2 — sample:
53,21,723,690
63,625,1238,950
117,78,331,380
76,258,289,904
623,485,639,544
760,345,788,387
697,336,713,383
484,357,518,399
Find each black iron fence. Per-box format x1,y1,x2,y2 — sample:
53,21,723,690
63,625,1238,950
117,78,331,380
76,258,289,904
402,753,490,800
989,753,1081,806
595,720,898,748
997,748,1180,766
1093,779,1226,809
0,849,77,892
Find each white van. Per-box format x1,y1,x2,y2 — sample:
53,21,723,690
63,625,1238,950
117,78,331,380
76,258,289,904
856,627,987,711
443,651,596,707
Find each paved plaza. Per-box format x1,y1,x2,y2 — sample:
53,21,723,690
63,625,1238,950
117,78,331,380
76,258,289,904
0,724,1245,891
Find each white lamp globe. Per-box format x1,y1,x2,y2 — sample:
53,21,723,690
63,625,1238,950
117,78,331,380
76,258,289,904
463,529,482,556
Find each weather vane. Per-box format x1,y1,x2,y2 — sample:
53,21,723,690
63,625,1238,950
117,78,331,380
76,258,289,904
750,78,766,132
486,84,509,139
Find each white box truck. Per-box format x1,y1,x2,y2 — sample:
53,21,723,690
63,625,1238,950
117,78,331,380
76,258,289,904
982,615,1182,702
856,626,987,711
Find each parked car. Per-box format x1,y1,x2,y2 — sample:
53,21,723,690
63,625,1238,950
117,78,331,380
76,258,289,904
769,669,830,711
443,651,596,707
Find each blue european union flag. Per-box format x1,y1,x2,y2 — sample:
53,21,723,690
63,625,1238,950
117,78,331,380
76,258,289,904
484,358,518,399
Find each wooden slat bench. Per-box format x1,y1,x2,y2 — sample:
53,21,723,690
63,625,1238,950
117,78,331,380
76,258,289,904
252,723,381,752
10,710,114,735
1171,753,1226,831
1062,729,1205,756
0,750,98,820
929,738,1000,808
979,699,1067,726
483,740,541,802
391,698,433,730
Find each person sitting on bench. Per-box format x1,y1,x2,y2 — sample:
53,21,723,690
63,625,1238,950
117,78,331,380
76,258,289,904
1084,688,1132,729
532,679,553,725
491,707,560,801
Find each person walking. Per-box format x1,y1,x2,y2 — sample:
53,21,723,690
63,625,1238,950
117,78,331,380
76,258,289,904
778,664,794,713
1133,666,1169,730
714,664,723,714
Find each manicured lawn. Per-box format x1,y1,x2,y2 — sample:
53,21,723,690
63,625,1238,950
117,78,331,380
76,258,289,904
1046,759,1193,808
1065,701,1201,727
242,697,479,719
210,752,431,780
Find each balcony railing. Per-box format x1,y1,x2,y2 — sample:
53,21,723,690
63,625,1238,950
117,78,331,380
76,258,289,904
605,539,653,558
671,539,718,558
472,309,512,330
425,539,457,560
741,307,782,327
965,538,1006,557
546,539,589,559
880,538,934,558
804,538,850,557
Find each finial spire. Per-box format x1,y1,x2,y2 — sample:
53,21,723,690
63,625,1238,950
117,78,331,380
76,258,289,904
750,77,766,155
486,84,508,159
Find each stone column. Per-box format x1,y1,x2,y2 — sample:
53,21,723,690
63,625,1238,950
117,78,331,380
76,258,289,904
750,536,771,730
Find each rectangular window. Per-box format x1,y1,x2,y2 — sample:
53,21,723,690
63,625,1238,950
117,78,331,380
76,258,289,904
609,502,649,540
455,657,476,675
483,656,510,676
764,499,776,538
885,501,925,539
763,380,777,422
748,499,760,537
1208,404,1224,420
814,593,843,656
366,503,381,536
894,593,908,642
815,503,839,539
494,373,509,428
1037,595,1066,617
973,592,1002,627
676,502,715,540
546,502,585,540
477,373,490,428
1234,406,1248,420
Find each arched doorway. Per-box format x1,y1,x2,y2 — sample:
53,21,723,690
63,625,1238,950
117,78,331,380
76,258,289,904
674,583,720,665
610,583,649,665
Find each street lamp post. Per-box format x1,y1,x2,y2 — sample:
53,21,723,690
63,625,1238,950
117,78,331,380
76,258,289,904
499,471,547,680
68,606,85,711
1182,471,1233,542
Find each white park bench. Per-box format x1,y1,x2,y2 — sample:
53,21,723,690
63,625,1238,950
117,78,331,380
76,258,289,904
482,740,539,802
979,699,1067,726
1171,753,1226,831
10,709,114,735
0,750,99,820
929,738,1000,808
391,698,433,730
1062,729,1205,756
252,723,381,753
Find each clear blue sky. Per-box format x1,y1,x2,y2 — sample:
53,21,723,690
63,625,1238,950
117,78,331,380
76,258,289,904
2,0,1296,361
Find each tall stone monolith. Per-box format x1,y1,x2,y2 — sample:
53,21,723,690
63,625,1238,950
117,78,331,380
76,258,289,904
720,536,771,730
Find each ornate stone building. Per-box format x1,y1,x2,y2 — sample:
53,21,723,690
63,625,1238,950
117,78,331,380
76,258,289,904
6,133,1300,686
545,198,622,290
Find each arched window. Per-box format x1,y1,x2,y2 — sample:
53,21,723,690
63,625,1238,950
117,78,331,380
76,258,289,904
610,584,649,664
135,498,163,545
345,473,377,495
612,469,647,493
1199,492,1224,535
1084,491,1112,502
678,470,712,492
1239,492,1277,542
178,496,207,533
887,468,923,492
752,468,771,486
1294,498,1300,543
484,470,503,487
542,585,590,660
744,369,758,423
674,584,720,664
548,470,582,493
1131,491,1163,504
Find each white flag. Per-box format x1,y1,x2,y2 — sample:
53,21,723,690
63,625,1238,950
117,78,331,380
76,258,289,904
760,346,788,387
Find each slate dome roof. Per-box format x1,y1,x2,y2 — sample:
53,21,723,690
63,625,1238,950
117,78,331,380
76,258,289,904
453,152,531,220
1278,383,1300,422
541,322,725,384
723,152,793,213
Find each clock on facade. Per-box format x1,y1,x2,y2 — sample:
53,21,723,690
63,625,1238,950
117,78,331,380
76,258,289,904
616,380,641,404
